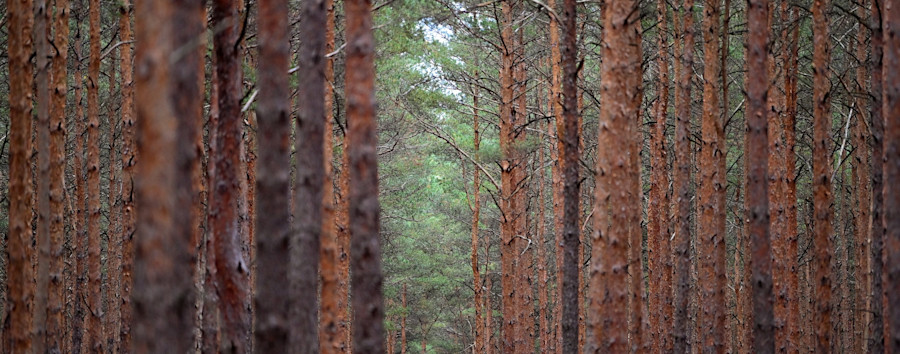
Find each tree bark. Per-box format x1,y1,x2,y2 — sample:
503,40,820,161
292,0,327,348
853,3,872,350
673,1,695,351
401,283,408,354
649,0,672,351
747,0,776,351
71,16,88,351
132,0,197,351
699,0,726,350
811,0,834,352
588,0,640,351
346,0,385,349
4,0,34,351
34,0,52,351
48,0,69,350
869,1,886,352
546,0,565,350
559,0,579,350
83,0,103,350
882,0,900,350
470,78,485,353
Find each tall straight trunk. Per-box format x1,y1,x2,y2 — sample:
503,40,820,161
649,0,672,351
513,28,533,353
747,0,775,352
292,0,327,348
401,283,407,354
471,81,485,353
48,0,69,350
883,0,900,350
337,113,353,354
853,3,872,351
105,61,121,353
319,0,342,350
673,0,695,351
211,0,250,350
812,0,834,351
255,0,291,349
117,2,137,350
588,0,640,351
4,0,34,351
346,0,385,349
71,18,87,352
84,0,103,350
537,119,549,352
698,0,725,351
780,3,802,352
484,246,493,354
34,0,51,351
499,0,521,350
559,0,579,350
721,3,732,349
202,44,222,354
546,0,565,350
132,0,196,351
869,1,886,352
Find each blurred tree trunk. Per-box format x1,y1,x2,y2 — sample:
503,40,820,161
869,0,886,352
34,0,51,351
117,0,137,350
882,0,900,350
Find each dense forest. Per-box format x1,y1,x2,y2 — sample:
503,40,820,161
1,0,900,352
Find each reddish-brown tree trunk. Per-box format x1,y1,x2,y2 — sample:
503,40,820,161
470,81,485,353
48,0,69,350
588,0,640,351
70,17,88,351
698,0,726,350
117,2,137,350
211,0,251,350
401,283,408,354
853,4,872,350
83,0,103,350
255,0,292,350
319,0,343,351
132,0,197,350
559,0,580,350
346,0,385,349
292,0,327,348
546,0,565,350
747,0,776,351
811,0,834,352
869,1,886,352
4,0,34,351
34,0,52,351
673,1,695,351
883,0,900,350
649,0,672,351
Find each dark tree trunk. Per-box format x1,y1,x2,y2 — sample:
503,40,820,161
117,1,137,349
869,1,886,353
560,0,579,350
882,0,900,351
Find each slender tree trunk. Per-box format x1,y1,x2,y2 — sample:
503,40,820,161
537,117,549,352
83,0,103,350
202,43,222,354
34,0,52,351
71,16,88,351
698,0,725,350
811,1,834,352
292,0,327,348
337,109,353,354
319,0,342,350
401,283,407,354
869,1,886,352
853,4,872,350
105,64,121,353
649,0,672,351
255,0,291,349
547,0,565,349
882,0,900,350
346,0,385,349
211,0,251,350
747,0,776,352
588,0,640,351
470,79,485,353
558,0,579,350
499,0,520,351
116,2,137,350
673,1,695,351
48,0,69,350
132,0,197,351
4,0,34,351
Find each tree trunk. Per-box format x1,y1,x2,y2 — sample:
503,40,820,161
4,0,34,351
319,0,343,350
211,0,251,350
869,1,886,352
882,0,900,350
698,0,726,350
401,283,408,354
48,0,69,350
747,0,776,352
105,63,121,354
346,0,385,349
83,0,103,350
559,0,579,350
673,1,695,351
781,4,802,353
132,0,197,350
812,0,834,352
588,0,640,351
649,0,672,351
292,0,327,348
470,78,485,353
117,2,137,350
71,15,88,351
853,4,872,350
34,0,52,351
